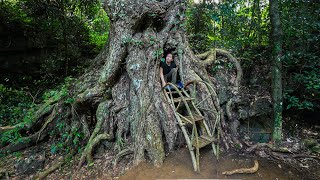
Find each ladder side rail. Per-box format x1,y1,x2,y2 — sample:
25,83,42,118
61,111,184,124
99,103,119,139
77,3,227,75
164,83,200,171
163,85,198,171
201,81,222,155
176,112,193,124
185,80,221,158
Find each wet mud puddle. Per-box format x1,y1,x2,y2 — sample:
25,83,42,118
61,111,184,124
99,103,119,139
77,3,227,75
120,148,302,180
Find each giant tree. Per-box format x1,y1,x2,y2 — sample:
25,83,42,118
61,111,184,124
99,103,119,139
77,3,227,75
0,0,242,176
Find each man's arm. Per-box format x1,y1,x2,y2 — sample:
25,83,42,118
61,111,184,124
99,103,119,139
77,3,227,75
160,67,166,87
174,56,179,69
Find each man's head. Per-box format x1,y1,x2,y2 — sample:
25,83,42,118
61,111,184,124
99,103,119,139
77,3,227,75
166,53,173,63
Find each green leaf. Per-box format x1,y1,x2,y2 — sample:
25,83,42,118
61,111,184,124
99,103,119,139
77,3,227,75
88,162,94,167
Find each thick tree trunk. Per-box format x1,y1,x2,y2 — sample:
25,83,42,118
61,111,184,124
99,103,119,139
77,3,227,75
269,0,283,144
77,0,226,166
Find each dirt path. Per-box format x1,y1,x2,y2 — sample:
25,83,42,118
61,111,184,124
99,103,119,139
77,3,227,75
1,145,311,179
119,147,302,180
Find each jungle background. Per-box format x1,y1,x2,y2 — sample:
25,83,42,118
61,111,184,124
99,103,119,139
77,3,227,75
0,0,319,179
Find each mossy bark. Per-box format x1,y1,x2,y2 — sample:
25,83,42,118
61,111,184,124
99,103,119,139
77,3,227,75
270,0,283,145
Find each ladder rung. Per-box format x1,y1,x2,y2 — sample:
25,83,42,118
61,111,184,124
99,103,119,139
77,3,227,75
184,115,204,122
177,113,193,124
192,135,215,149
172,97,194,103
166,90,183,94
166,89,190,94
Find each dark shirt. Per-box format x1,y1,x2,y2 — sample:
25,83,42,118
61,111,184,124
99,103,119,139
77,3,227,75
160,61,177,75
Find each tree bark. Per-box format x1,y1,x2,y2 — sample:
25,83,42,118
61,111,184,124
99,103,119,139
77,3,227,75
269,0,283,145
76,0,230,166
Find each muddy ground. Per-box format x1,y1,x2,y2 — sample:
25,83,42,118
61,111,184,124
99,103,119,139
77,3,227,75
0,123,319,180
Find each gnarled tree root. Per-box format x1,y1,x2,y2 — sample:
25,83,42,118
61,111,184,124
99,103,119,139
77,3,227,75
246,142,293,153
0,125,17,134
0,103,55,135
196,48,243,91
0,105,58,154
35,150,75,180
222,160,259,175
77,133,112,169
0,129,49,154
113,148,133,169
247,143,320,161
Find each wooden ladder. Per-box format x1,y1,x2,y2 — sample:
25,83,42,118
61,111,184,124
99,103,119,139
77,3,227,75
163,82,218,172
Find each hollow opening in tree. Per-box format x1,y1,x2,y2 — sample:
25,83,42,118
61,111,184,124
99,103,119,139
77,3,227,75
133,13,165,33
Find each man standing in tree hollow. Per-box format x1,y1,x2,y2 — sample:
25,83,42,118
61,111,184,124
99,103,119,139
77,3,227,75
160,52,178,87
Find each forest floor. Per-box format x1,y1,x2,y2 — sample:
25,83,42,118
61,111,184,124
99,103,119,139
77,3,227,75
0,123,319,180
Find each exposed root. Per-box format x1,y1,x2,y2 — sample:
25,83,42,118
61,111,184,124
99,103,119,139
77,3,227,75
215,48,242,92
196,50,211,59
246,143,320,162
196,48,216,66
79,114,90,140
226,98,242,148
222,160,259,175
271,151,320,162
196,48,242,92
35,151,75,180
0,103,55,134
37,105,58,142
0,125,17,134
77,101,113,169
246,143,291,153
291,154,320,161
113,148,134,169
219,128,230,150
76,84,106,104
196,48,245,150
0,127,50,154
78,133,112,169
0,170,12,180
0,103,61,154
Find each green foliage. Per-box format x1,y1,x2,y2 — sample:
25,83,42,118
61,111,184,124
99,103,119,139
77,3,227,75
71,127,84,146
281,0,320,112
1,129,22,146
49,120,84,155
87,9,110,53
0,83,40,146
210,58,234,75
186,0,270,53
284,93,314,110
187,0,319,114
41,77,74,104
0,77,75,147
48,103,84,155
0,84,33,126
148,35,157,46
122,36,145,47
13,152,23,158
0,0,110,89
153,49,164,59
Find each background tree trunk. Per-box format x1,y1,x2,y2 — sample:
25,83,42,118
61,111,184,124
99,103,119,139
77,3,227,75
269,0,283,144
